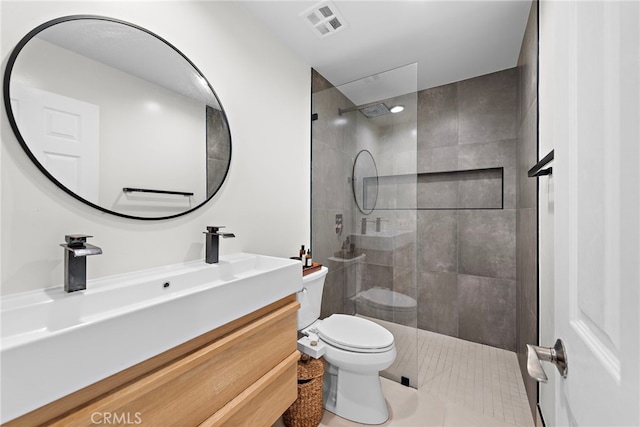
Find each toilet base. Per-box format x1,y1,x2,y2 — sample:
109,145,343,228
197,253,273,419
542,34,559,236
323,363,389,425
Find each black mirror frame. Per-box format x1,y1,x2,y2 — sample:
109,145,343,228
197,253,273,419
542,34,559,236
352,149,378,215
3,15,232,220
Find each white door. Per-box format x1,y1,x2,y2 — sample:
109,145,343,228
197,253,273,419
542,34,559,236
10,84,100,202
539,1,639,426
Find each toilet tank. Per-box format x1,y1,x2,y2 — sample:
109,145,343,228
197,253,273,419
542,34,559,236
297,266,328,329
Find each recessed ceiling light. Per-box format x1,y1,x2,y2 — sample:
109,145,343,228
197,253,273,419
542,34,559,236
300,1,348,39
390,105,405,113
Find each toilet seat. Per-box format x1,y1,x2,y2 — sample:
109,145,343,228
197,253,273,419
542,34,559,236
316,314,394,353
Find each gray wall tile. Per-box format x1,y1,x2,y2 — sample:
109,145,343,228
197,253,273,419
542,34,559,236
516,207,538,398
458,69,518,145
206,107,230,161
361,248,393,266
418,145,459,173
457,169,503,209
312,139,350,211
417,210,458,273
206,158,228,199
376,174,416,210
417,174,459,209
418,83,458,149
362,263,393,291
312,87,357,152
517,101,538,209
312,69,334,94
417,271,458,336
517,209,537,308
393,243,416,270
515,1,539,417
393,266,416,298
458,210,516,280
321,267,345,319
458,139,517,209
313,209,359,265
458,274,516,351
517,3,538,123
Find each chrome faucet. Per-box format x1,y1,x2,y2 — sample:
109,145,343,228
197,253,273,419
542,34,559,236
204,226,235,264
375,217,388,232
60,234,102,292
361,218,375,234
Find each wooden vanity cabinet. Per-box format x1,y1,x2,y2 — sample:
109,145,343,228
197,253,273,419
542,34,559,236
7,295,300,427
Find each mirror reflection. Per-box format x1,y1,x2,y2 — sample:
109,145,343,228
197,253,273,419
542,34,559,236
352,149,378,214
4,16,231,219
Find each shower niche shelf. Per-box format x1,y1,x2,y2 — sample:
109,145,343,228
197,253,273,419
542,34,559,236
363,167,504,211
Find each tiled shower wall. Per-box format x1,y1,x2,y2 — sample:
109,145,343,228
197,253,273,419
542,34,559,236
311,70,417,320
417,68,518,351
516,1,539,418
357,91,418,316
311,70,361,319
312,68,520,352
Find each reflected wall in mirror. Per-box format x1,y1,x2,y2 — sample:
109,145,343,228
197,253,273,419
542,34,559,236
352,149,378,214
3,15,231,220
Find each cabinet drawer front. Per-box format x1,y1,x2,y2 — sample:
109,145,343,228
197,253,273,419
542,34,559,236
51,301,299,426
200,351,299,427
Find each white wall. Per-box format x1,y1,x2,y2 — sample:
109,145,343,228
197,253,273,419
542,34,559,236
1,1,311,295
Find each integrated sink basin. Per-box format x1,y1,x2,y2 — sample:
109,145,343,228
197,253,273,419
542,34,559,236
0,253,302,423
350,230,414,251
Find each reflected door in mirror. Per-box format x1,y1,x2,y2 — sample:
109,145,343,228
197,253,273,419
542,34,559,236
4,15,232,220
11,84,99,202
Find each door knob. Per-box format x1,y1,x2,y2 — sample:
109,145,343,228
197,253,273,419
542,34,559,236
526,338,568,383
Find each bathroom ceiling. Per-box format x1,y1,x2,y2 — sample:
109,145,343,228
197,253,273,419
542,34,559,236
240,0,532,102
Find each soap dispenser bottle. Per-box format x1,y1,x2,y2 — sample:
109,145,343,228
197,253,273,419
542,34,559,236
305,249,312,267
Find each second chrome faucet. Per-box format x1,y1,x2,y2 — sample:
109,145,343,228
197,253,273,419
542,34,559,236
60,234,102,292
361,217,388,234
203,226,235,264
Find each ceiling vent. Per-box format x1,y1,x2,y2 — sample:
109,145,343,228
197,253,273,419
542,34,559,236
301,1,348,39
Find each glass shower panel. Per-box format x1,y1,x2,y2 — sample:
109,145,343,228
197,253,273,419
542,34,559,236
311,69,361,322
337,64,419,388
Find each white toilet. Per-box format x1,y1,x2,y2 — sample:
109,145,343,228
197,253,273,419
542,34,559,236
297,266,396,425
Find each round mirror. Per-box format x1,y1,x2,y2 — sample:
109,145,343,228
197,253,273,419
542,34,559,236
3,15,231,220
352,149,378,214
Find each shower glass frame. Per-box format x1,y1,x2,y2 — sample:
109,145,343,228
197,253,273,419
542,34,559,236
311,63,419,389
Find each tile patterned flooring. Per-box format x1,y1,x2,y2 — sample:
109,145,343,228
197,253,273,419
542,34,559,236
276,318,534,427
379,317,534,426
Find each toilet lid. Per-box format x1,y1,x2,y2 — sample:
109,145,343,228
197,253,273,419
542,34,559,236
316,314,394,353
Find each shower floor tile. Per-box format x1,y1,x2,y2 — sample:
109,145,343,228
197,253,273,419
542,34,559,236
274,320,534,427
377,317,534,427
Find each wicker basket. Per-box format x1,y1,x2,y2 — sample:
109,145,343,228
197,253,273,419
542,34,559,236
282,354,324,427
